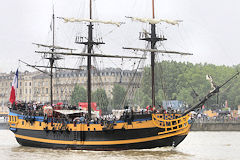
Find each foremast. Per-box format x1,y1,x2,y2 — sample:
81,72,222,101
142,0,167,107
124,1,191,107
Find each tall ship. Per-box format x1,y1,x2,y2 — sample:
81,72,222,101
8,0,239,150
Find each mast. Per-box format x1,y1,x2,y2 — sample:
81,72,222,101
45,1,143,119
124,3,192,108
28,2,138,111
87,0,93,120
47,8,62,106
151,24,156,107
152,0,155,19
151,0,156,107
50,10,55,106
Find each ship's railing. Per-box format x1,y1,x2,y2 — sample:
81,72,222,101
152,113,190,135
8,115,19,130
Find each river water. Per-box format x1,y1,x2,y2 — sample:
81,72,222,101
0,130,239,160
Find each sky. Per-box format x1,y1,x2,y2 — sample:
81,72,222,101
1,0,240,73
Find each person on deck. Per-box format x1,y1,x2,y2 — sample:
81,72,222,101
146,105,153,113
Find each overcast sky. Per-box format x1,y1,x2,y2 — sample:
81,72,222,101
1,0,240,73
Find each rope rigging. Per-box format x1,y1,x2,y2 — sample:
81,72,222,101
156,40,199,100
120,52,146,108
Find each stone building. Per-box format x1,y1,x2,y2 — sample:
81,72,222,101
0,68,141,105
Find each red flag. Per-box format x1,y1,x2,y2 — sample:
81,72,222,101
9,69,18,104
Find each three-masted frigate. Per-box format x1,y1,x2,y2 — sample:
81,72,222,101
8,0,238,150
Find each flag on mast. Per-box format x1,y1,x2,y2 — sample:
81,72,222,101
9,69,18,104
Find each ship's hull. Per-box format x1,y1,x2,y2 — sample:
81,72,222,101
15,134,187,150
9,111,191,150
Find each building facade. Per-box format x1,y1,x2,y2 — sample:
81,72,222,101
0,68,141,105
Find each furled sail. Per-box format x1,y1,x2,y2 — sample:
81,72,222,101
122,47,193,56
57,17,123,27
126,16,182,25
32,43,76,51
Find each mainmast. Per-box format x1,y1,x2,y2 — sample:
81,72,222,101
24,2,141,111
32,0,144,119
150,0,160,107
150,25,156,107
87,0,93,120
151,0,156,107
50,12,55,106
74,0,105,120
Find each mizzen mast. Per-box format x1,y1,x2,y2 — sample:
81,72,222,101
46,10,62,106
46,11,62,106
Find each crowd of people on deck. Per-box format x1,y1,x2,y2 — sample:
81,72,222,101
11,101,78,112
9,100,185,125
145,105,182,114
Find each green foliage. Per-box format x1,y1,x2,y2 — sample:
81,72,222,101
70,85,87,105
69,61,240,110
133,61,240,109
112,84,126,109
92,88,109,113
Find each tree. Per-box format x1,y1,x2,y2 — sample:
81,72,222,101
134,60,240,110
156,89,165,105
70,85,87,105
112,84,126,109
92,88,109,113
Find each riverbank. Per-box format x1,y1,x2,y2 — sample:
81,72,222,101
0,118,8,130
191,119,240,131
0,122,8,130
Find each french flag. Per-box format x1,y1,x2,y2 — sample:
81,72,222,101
9,69,18,104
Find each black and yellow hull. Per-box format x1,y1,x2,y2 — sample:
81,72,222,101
8,111,191,150
15,134,188,150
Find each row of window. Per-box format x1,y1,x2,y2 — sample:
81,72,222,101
0,82,12,87
33,88,49,94
19,82,31,87
55,72,137,78
9,116,17,122
1,72,141,80
0,82,32,87
0,75,134,88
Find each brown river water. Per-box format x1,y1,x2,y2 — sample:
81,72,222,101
0,130,239,160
